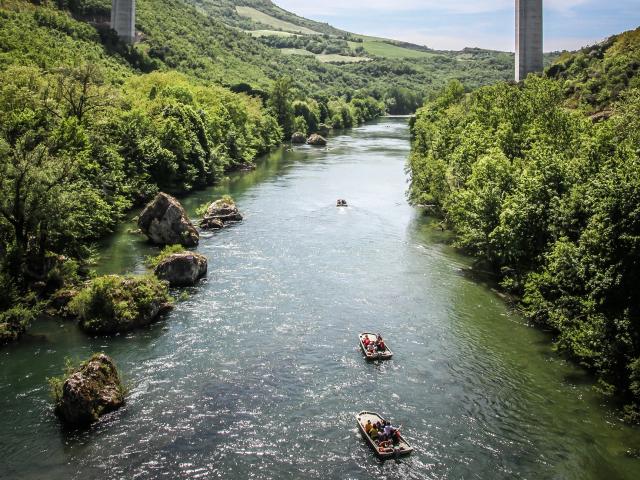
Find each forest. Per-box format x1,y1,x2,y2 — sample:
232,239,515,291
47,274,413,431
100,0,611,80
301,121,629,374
408,27,640,420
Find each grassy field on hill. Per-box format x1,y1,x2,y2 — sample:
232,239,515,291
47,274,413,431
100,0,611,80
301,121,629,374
236,6,319,34
349,38,437,59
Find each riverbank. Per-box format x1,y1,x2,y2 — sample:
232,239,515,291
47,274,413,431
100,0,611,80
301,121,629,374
2,119,639,479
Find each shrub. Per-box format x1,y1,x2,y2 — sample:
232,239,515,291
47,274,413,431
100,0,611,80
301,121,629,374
145,245,185,269
0,304,40,344
70,275,172,334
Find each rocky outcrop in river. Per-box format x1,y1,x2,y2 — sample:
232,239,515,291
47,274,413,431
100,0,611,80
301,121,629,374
307,134,327,146
154,252,208,287
138,193,199,247
53,353,125,426
72,275,173,334
201,196,243,229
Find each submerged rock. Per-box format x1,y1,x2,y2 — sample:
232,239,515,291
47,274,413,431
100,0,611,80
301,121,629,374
307,134,327,146
154,252,208,287
54,353,125,426
201,196,243,229
291,132,306,144
138,193,199,247
72,275,173,334
201,217,225,230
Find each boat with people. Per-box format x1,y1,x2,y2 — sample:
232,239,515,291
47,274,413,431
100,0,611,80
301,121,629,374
336,199,348,207
359,332,393,360
356,411,413,459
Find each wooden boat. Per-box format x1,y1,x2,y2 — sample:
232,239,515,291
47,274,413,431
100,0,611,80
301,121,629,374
359,333,393,361
356,411,413,459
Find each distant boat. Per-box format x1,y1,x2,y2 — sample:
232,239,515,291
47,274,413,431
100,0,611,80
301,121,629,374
359,333,393,361
356,411,413,459
336,199,348,207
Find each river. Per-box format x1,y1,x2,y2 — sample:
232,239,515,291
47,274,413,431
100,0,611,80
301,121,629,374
1,118,639,479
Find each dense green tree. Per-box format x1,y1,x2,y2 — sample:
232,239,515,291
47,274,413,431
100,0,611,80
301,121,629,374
292,100,320,134
269,76,295,139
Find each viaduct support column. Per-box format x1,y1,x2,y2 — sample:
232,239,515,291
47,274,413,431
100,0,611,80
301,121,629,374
111,0,136,44
515,0,543,82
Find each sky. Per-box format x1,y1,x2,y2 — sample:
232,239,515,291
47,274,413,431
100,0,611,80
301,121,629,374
273,0,640,51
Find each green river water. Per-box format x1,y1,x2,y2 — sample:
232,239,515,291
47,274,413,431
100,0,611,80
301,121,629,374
1,118,640,479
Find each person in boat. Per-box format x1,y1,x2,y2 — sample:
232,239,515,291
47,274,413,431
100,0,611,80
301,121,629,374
369,424,379,440
376,334,386,352
392,428,401,446
383,421,393,439
362,335,371,347
364,420,373,434
367,343,376,354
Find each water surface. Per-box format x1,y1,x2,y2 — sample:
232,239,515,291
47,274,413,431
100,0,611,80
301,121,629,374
1,119,640,479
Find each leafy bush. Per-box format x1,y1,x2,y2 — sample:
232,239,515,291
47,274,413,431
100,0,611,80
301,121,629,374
0,304,40,344
70,275,172,334
145,244,185,269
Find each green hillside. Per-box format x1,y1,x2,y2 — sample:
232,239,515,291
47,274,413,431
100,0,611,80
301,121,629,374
546,26,640,112
181,0,517,106
408,27,640,421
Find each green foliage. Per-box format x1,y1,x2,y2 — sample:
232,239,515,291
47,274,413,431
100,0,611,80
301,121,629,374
0,303,40,344
70,274,172,334
269,76,295,139
258,34,354,57
292,99,319,133
409,72,640,418
546,27,640,112
47,356,78,403
145,244,185,269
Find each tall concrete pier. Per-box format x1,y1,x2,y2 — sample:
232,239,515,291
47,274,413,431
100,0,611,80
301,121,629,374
111,0,136,43
515,0,543,82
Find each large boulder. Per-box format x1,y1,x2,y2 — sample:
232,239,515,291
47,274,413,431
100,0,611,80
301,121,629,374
154,252,208,287
307,134,327,146
54,353,125,426
201,196,243,230
291,132,306,144
71,275,173,334
138,193,199,247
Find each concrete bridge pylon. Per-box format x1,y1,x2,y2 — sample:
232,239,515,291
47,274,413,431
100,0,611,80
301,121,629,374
515,0,543,82
110,0,136,44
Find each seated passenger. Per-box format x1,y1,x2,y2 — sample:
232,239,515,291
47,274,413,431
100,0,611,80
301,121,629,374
392,429,401,445
364,420,373,434
369,426,378,440
362,336,370,347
